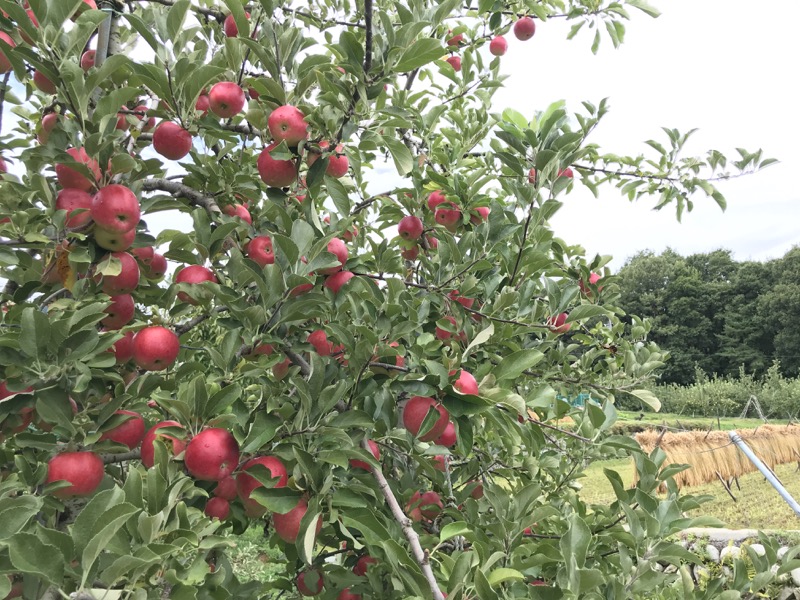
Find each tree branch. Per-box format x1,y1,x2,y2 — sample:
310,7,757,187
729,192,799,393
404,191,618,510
141,178,221,214
284,348,310,377
363,0,373,75
365,439,445,600
101,449,141,464
0,71,10,136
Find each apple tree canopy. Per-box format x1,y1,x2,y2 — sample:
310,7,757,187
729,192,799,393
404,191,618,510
0,0,783,598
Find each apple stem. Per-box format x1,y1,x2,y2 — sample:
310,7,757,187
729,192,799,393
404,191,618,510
364,439,446,600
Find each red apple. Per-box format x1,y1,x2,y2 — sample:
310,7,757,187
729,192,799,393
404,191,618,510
208,82,245,118
273,497,321,543
406,490,443,521
558,167,574,179
548,312,571,334
528,168,537,184
0,32,16,74
470,206,490,224
101,294,134,329
579,272,603,295
131,246,153,265
435,202,461,232
489,35,507,56
446,31,464,47
427,190,447,211
205,497,230,520
185,428,240,482
112,331,134,364
91,184,140,233
56,147,101,192
224,203,251,224
153,122,192,160
268,105,308,146
445,56,461,71
38,112,59,144
452,369,479,395
195,94,210,115
95,251,139,295
175,264,217,304
141,420,186,468
272,357,291,380
237,455,288,516
257,142,297,187
401,245,419,261
470,481,485,499
132,326,179,371
324,270,354,294
402,396,449,442
33,70,57,94
353,555,378,576
56,188,93,228
308,330,332,356
147,253,168,279
46,451,104,498
100,409,145,449
214,475,238,500
337,589,361,600
448,290,474,310
349,439,380,470
398,215,423,241
297,568,324,597
435,315,459,342
0,381,33,400
514,16,536,41
320,238,348,275
223,11,250,37
80,49,95,70
246,235,274,267
434,422,456,447
432,455,447,471
94,227,136,252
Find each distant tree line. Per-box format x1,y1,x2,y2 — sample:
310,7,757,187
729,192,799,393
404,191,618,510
615,245,800,386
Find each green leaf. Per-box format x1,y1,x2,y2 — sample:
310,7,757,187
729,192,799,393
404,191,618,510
395,38,445,71
20,307,49,359
8,533,64,584
493,350,544,381
628,389,661,412
462,322,494,358
565,304,610,323
486,568,524,587
249,488,302,514
627,0,662,17
561,513,590,569
166,0,190,39
80,503,140,587
382,135,414,175
440,521,471,542
0,496,42,540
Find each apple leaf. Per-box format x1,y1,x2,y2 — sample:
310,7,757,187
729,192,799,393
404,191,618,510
627,389,661,412
382,135,414,176
462,322,494,359
8,533,64,585
493,350,544,381
250,488,302,514
487,568,524,587
439,521,471,543
565,304,611,323
395,38,445,72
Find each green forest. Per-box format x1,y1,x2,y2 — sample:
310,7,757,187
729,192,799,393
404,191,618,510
615,245,800,386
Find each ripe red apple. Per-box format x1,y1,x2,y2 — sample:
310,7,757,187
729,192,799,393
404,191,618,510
325,144,349,178
470,206,490,224
469,481,484,499
579,272,603,295
0,381,33,400
435,315,459,342
132,326,179,371
267,105,308,146
324,270,354,294
153,122,193,160
427,190,447,211
308,330,332,356
434,422,456,447
406,490,443,521
548,312,571,334
297,568,324,597
320,238,348,275
237,455,288,516
91,184,140,233
146,253,168,280
100,409,145,449
175,264,217,304
445,56,461,71
47,451,104,498
223,11,250,37
94,226,136,252
514,16,536,41
56,188,93,228
38,112,59,144
398,215,423,241
273,497,322,543
112,330,134,364
141,420,186,468
0,32,16,74
205,497,230,520
446,31,464,47
214,475,238,500
195,94,210,115
432,455,447,471
435,202,461,232
208,82,245,118
452,369,479,395
489,35,507,56
337,589,361,600
80,49,95,70
402,396,449,441
558,166,574,178
448,290,474,310
184,428,240,481
353,555,378,576
56,147,101,192
246,235,274,267
401,245,419,261
101,294,134,329
95,251,140,295
33,70,57,94
257,142,297,187
528,168,537,184
131,246,153,265
223,203,251,224
349,439,380,470
272,357,291,380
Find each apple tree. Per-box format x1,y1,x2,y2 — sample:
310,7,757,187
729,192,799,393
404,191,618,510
0,0,785,599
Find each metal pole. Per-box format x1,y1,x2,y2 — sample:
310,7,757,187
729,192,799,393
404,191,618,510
728,431,800,518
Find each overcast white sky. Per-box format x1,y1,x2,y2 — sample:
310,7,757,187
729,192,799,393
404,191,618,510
495,0,800,269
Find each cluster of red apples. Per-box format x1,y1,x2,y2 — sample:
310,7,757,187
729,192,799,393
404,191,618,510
444,15,536,72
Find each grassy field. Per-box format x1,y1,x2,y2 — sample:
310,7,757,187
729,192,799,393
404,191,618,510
614,410,789,433
579,456,800,531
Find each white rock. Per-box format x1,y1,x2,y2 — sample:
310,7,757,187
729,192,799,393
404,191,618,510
778,546,790,561
791,567,800,587
664,564,678,574
693,565,710,580
720,546,741,562
706,545,720,563
748,543,766,557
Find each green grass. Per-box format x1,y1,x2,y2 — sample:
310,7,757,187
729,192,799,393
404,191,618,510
614,410,789,432
580,457,800,531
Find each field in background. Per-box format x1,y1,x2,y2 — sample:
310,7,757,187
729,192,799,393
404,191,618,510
612,410,789,434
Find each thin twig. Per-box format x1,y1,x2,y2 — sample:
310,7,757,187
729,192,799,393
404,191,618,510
141,178,222,214
363,0,373,74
